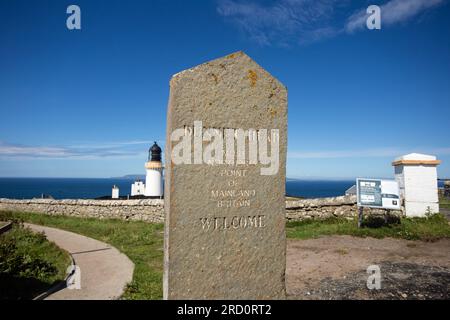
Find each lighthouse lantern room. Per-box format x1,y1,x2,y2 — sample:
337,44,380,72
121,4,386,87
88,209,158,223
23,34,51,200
144,142,164,197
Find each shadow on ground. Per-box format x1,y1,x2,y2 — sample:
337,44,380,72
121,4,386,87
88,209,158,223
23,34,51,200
361,214,401,228
0,274,64,300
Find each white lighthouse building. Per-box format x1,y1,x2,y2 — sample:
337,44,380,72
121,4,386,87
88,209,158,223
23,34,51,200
144,142,163,197
129,142,164,198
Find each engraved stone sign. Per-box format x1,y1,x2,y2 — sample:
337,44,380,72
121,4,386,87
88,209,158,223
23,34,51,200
163,51,287,299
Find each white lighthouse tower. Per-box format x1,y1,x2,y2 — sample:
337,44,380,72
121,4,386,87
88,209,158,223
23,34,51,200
144,142,163,197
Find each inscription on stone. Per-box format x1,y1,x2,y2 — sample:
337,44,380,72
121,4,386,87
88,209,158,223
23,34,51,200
163,51,287,299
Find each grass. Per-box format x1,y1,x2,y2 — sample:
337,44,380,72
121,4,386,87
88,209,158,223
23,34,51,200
1,210,449,300
0,211,164,300
440,195,450,209
0,220,71,299
286,214,450,241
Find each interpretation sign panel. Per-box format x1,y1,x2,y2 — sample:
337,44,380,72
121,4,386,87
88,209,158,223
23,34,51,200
357,178,400,210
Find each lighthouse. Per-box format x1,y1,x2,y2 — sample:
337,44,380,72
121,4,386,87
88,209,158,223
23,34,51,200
144,141,163,197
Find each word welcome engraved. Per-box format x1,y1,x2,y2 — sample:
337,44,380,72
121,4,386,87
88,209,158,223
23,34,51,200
200,215,266,232
164,51,287,299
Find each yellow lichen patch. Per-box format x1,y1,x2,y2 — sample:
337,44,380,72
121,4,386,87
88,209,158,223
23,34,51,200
247,70,257,87
227,51,243,59
269,106,277,117
209,73,219,84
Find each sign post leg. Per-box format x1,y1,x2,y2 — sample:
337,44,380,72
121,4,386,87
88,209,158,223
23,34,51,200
358,206,363,228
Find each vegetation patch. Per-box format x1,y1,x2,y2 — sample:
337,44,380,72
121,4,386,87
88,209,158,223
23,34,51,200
286,214,450,241
0,211,164,300
0,216,71,300
440,195,450,209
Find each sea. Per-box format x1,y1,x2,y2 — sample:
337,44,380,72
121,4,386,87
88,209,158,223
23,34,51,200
0,177,445,200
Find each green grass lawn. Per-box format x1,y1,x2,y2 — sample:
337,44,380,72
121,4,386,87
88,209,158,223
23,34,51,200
286,214,450,241
440,195,450,209
0,221,71,300
1,210,449,300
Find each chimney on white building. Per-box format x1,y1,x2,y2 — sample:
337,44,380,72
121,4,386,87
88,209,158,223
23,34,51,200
112,185,120,199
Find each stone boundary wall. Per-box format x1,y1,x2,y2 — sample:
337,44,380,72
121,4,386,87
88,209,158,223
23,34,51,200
0,196,401,223
286,195,358,221
285,195,402,221
0,198,165,223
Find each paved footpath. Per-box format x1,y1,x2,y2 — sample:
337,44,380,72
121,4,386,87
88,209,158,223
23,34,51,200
26,223,134,300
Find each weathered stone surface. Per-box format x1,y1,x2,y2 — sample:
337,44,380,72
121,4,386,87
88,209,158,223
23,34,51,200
163,52,288,299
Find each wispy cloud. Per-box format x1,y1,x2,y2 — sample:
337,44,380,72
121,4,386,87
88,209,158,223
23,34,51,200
0,143,72,158
0,140,162,160
217,0,445,46
4,140,449,162
288,147,450,159
346,0,444,33
217,0,342,45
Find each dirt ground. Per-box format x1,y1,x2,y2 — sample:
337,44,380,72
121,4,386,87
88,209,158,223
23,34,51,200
286,235,450,300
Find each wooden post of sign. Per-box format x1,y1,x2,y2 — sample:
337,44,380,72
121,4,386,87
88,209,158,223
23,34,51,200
358,206,363,228
385,209,390,225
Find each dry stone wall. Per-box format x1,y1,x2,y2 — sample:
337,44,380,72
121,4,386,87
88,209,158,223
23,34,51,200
0,195,402,223
0,198,164,223
285,195,402,221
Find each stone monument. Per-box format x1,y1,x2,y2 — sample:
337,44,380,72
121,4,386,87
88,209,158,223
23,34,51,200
163,51,287,299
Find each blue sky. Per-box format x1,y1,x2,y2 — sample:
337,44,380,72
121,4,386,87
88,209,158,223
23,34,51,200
0,0,449,179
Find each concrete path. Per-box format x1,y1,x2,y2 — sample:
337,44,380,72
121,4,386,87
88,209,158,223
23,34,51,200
26,223,134,300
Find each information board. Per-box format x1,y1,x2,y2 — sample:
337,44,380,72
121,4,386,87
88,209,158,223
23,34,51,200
356,178,400,210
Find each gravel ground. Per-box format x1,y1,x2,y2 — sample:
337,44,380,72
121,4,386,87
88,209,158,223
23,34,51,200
286,236,450,300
